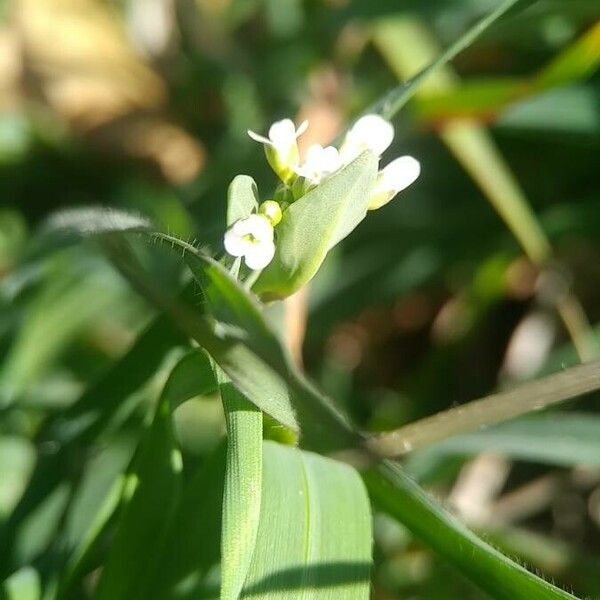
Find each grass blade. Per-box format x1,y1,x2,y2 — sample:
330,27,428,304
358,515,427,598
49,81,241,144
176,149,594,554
217,372,263,600
408,413,600,471
373,15,597,360
369,359,600,457
364,461,577,600
367,0,536,119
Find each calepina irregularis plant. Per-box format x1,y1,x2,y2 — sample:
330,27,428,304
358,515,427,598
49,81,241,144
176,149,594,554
6,2,600,599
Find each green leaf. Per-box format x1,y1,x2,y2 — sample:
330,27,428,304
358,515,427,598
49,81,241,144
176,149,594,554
408,413,600,472
0,312,183,578
162,349,218,411
364,461,577,600
241,441,372,599
0,567,40,600
228,175,259,227
95,375,184,600
147,442,226,600
0,263,126,406
179,248,356,452
218,374,263,600
367,0,537,119
252,152,377,301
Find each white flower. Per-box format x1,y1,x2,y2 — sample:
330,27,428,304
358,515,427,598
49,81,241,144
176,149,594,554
224,214,276,270
295,144,343,185
248,119,309,183
368,156,421,210
340,114,395,164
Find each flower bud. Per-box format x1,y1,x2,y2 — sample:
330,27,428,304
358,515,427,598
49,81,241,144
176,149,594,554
368,156,420,210
259,200,283,226
248,119,309,184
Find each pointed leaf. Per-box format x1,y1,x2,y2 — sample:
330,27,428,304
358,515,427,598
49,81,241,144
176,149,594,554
364,461,576,600
228,175,259,227
253,152,377,300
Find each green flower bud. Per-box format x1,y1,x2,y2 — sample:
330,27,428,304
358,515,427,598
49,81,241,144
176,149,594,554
259,200,283,226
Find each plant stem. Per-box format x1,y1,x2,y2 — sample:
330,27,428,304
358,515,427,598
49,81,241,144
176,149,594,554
367,359,600,458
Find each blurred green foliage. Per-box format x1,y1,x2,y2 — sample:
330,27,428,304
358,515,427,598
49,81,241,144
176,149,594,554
1,0,600,598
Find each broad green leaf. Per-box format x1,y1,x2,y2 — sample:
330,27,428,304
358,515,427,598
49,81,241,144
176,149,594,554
0,567,40,600
407,413,600,473
252,152,377,300
364,461,577,600
218,373,263,600
228,175,259,227
95,379,184,600
241,441,372,599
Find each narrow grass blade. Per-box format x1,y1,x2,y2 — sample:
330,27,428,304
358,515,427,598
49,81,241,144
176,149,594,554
241,441,372,599
364,461,577,600
369,359,600,458
217,372,263,600
373,15,597,360
408,413,600,470
0,312,183,578
412,21,600,121
367,0,536,119
148,442,226,600
95,375,184,599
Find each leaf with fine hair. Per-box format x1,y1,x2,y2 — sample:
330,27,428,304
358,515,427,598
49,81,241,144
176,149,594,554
364,461,577,600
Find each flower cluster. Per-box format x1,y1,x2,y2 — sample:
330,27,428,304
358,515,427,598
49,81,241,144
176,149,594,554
224,115,420,270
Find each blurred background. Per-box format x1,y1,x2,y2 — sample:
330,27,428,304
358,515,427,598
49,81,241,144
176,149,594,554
1,0,600,598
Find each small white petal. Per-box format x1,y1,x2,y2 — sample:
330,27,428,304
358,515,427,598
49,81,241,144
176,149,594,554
224,228,248,257
295,119,309,137
378,156,421,194
244,240,275,270
268,119,297,147
341,114,395,163
247,130,272,145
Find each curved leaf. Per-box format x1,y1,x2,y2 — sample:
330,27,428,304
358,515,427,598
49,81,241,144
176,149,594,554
228,175,259,227
364,461,577,600
253,152,377,300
